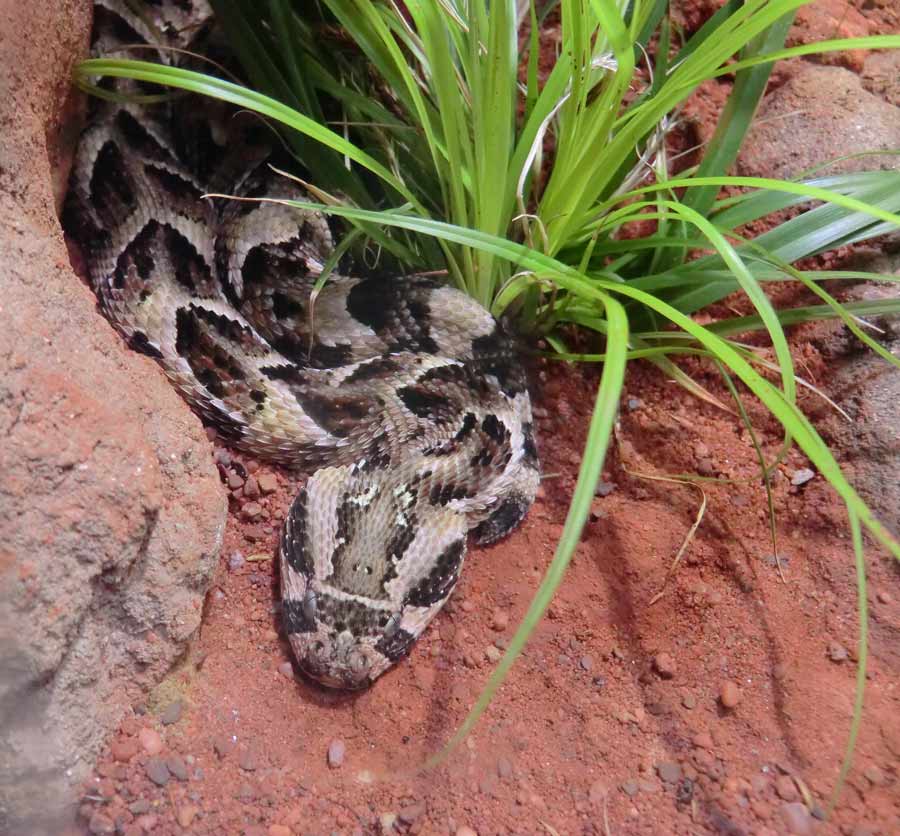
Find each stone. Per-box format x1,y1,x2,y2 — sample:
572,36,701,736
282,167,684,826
738,65,900,180
719,681,742,709
110,738,139,763
160,699,183,726
138,728,163,756
653,652,677,679
145,757,170,787
827,641,849,663
213,735,235,759
398,801,426,824
88,811,116,835
176,805,198,828
657,762,682,784
490,608,509,631
257,473,278,495
0,11,227,829
166,754,189,781
780,802,813,835
775,775,798,802
817,278,900,539
327,739,346,768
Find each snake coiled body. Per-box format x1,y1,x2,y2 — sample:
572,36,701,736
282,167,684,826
66,0,539,688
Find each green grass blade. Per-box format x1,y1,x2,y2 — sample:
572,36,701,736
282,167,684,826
424,293,629,767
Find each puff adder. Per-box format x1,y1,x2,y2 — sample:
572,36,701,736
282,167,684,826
66,0,540,688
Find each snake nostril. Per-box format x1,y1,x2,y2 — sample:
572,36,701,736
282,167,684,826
302,588,317,622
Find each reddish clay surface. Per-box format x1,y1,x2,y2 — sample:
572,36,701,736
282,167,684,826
73,3,899,835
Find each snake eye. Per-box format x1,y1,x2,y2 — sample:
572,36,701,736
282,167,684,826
311,640,327,659
348,651,370,675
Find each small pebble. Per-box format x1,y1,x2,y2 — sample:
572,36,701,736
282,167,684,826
790,468,815,487
88,812,115,835
653,652,676,679
719,680,742,709
876,589,893,605
205,427,218,442
775,774,798,801
594,481,616,497
242,501,264,520
780,801,813,835
176,805,198,828
227,472,244,490
484,646,502,663
863,763,885,786
135,814,158,832
214,450,231,468
110,738,139,763
378,812,397,833
138,728,163,756
257,473,278,494
213,735,235,759
243,476,260,499
693,731,713,750
626,397,642,411
239,748,259,772
278,661,295,678
145,757,170,787
128,799,150,815
827,641,849,663
327,739,346,768
228,551,245,572
166,754,189,781
237,782,255,802
160,699,183,726
682,694,696,710
621,779,640,797
657,761,682,784
497,757,513,779
579,655,594,671
490,608,509,631
398,801,426,824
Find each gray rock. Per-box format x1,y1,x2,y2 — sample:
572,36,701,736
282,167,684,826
166,755,189,781
790,468,815,487
0,3,227,830
739,65,900,180
327,739,346,768
656,761,682,784
816,279,900,537
145,757,171,787
160,700,184,726
780,801,814,835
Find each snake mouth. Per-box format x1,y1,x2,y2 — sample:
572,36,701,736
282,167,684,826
288,630,386,690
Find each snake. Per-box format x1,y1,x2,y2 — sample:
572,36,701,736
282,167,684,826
65,0,540,689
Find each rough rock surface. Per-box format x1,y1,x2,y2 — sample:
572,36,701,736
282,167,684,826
737,62,900,539
738,64,900,179
0,3,227,832
816,265,900,538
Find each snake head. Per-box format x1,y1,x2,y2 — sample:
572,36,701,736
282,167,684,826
278,467,469,689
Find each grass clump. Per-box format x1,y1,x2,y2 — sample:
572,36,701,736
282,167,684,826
75,0,900,795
